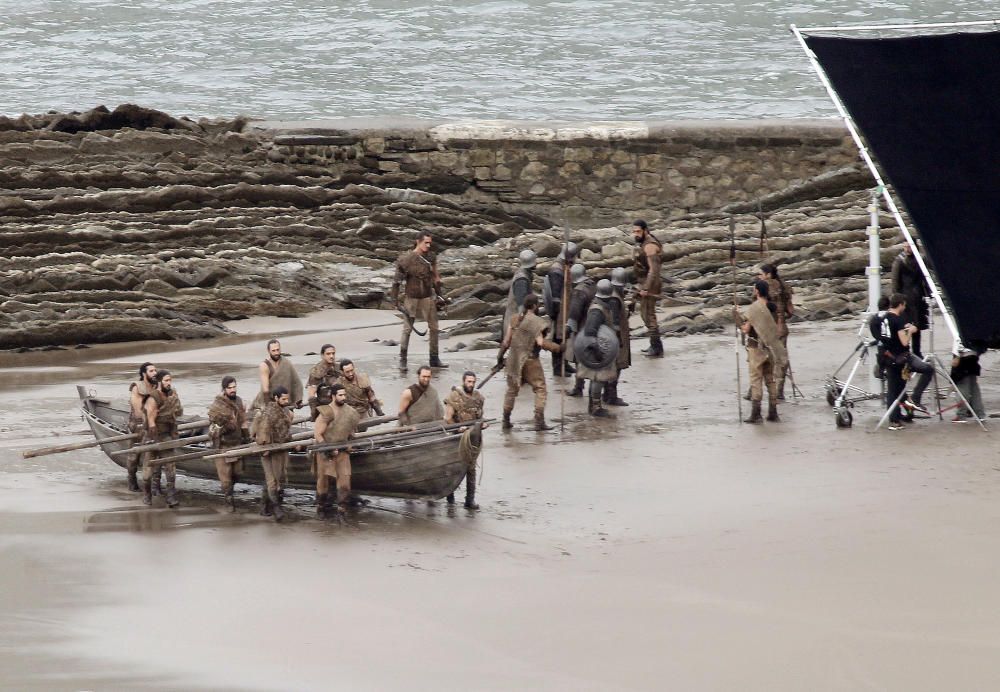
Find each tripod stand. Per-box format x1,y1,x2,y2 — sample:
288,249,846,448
873,297,987,431
824,315,884,428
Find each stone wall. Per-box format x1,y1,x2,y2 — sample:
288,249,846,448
254,118,858,227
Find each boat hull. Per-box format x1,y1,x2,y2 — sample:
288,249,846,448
79,389,469,500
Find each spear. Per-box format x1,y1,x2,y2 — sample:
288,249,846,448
22,418,211,458
730,216,743,424
560,231,571,433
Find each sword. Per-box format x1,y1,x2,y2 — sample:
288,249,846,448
476,358,506,390
397,304,427,337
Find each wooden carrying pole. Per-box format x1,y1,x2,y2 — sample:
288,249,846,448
22,418,210,459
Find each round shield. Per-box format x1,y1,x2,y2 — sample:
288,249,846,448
573,324,620,370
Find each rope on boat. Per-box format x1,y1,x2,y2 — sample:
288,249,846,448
458,426,484,488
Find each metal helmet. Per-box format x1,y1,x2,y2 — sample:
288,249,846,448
518,249,537,270
596,279,613,299
610,267,627,287
560,241,579,262
571,263,587,284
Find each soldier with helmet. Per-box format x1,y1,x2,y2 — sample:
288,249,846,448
565,263,597,398
604,267,633,407
543,241,578,377
574,280,621,418
503,249,538,339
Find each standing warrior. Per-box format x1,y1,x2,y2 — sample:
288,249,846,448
125,362,157,492
306,343,340,418
543,242,578,377
443,371,485,510
575,280,621,418
313,384,361,519
252,339,303,416
398,365,445,426
390,231,447,371
207,376,250,511
565,263,597,398
338,359,384,419
141,370,183,508
502,249,538,339
253,386,294,521
499,293,563,431
733,280,788,424
604,268,633,407
758,264,794,400
632,219,664,357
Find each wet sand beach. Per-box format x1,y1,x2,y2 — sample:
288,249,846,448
3,310,1000,690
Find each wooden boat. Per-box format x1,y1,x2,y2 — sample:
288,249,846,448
77,386,474,500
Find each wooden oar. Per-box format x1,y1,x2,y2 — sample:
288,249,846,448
109,434,212,457
21,418,210,459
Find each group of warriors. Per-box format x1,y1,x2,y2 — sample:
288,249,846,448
124,338,485,521
121,220,808,515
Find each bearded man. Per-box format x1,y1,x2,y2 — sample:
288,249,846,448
142,370,183,508
443,371,485,510
125,362,157,492
313,384,361,518
398,365,445,426
207,376,250,511
338,359,384,419
251,339,303,417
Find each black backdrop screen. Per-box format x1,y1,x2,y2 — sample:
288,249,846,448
805,31,1000,347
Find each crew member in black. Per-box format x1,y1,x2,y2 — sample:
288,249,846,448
879,293,933,429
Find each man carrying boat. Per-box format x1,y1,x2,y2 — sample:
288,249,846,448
306,343,340,420
313,383,361,519
398,365,444,425
126,362,157,493
338,359,384,419
142,370,183,508
207,376,250,511
253,385,294,522
252,339,303,418
443,371,484,510
499,293,563,431
390,231,447,371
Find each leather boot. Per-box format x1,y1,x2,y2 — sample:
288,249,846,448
270,490,285,522
260,488,273,517
567,378,584,397
222,482,235,511
502,409,513,430
316,492,330,519
151,472,162,497
605,381,629,407
446,492,456,504
429,354,448,368
165,480,179,508
534,409,554,431
398,348,408,372
127,470,140,492
142,479,152,506
744,401,763,424
643,333,664,357
776,380,786,401
464,468,479,510
588,395,611,418
552,350,574,377
766,400,780,422
743,386,752,401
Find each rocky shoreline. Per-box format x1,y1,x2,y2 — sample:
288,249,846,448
0,105,905,351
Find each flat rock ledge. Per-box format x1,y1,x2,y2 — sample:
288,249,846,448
0,107,901,351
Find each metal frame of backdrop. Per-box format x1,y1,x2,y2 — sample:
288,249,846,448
787,20,1000,354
